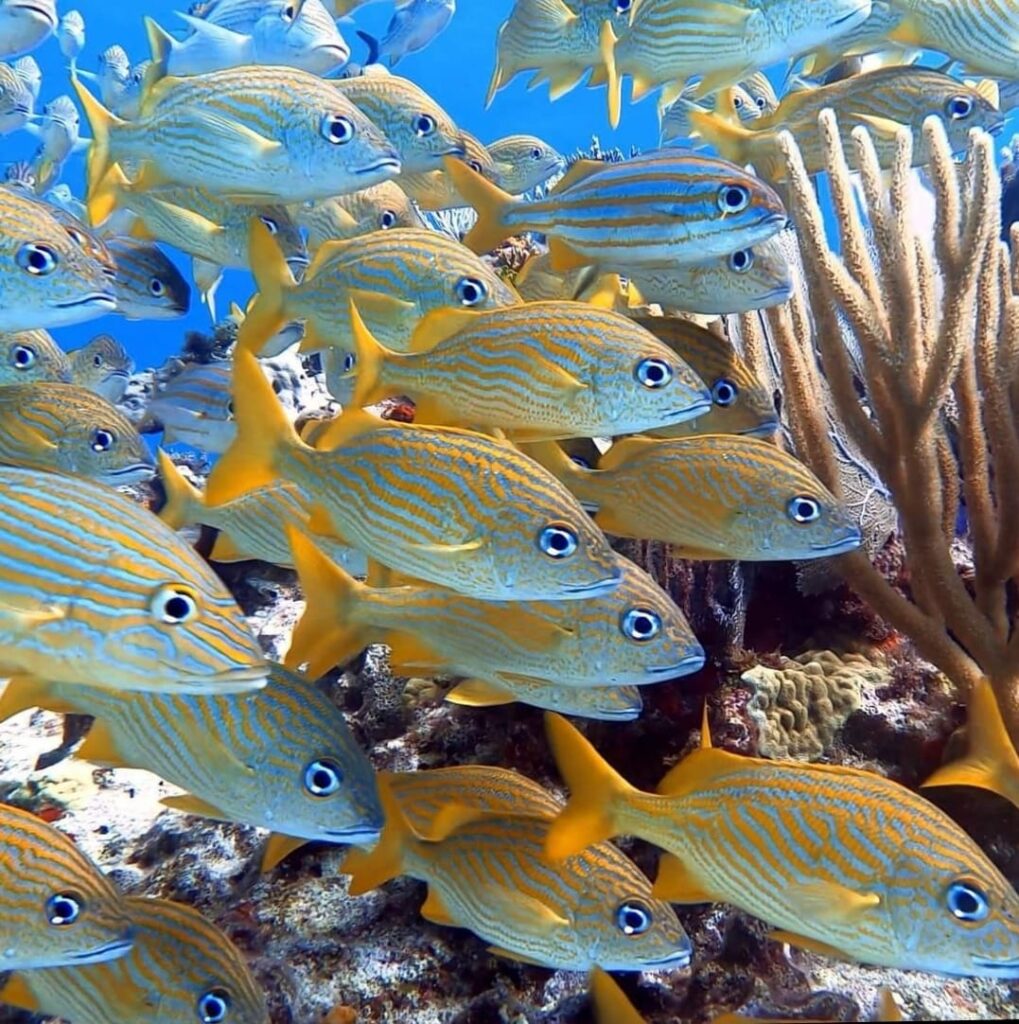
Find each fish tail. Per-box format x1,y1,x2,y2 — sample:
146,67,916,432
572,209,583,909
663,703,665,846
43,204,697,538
70,69,124,226
589,967,645,1024
342,776,409,895
543,712,635,860
348,300,391,408
144,17,175,79
442,156,516,254
284,525,371,678
686,105,752,163
155,449,203,530
356,29,381,66
238,219,296,355
599,19,622,130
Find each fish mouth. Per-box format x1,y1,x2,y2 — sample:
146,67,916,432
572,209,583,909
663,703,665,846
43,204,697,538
640,948,692,970
357,156,402,176
104,462,156,485
69,935,135,964
646,652,706,677
810,529,863,556
743,418,780,439
762,284,794,303
761,212,789,232
172,664,270,694
563,572,622,597
663,397,712,421
325,825,382,845
55,293,117,310
971,955,1019,977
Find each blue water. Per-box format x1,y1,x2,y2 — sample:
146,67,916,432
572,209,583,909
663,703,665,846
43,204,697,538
10,4,1019,369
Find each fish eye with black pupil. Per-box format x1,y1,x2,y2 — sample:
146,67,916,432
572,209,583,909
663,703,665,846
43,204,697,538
150,585,199,625
728,248,753,272
946,880,990,921
455,276,487,306
717,184,750,213
615,899,652,935
45,893,81,926
322,114,354,145
787,496,821,523
621,608,661,641
711,378,738,406
414,114,437,137
538,524,578,559
17,242,58,275
11,344,35,368
635,358,672,388
90,429,115,452
303,759,343,796
197,989,230,1023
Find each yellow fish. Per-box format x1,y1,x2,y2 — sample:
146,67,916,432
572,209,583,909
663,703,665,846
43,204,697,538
66,333,134,402
0,896,269,1023
0,329,72,385
215,348,621,601
487,133,565,194
526,435,861,560
545,711,1019,976
343,772,692,972
348,300,711,439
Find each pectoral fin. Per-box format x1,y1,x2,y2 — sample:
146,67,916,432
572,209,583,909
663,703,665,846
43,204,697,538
261,834,307,872
786,881,881,922
0,597,64,627
420,887,457,926
161,793,232,821
652,853,714,903
769,930,856,962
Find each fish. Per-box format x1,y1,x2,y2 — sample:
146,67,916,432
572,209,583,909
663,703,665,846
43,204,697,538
325,0,379,13
659,82,763,146
347,300,712,439
111,59,149,120
67,334,135,402
240,222,519,401
363,0,456,66
397,131,500,211
0,382,153,484
686,68,1004,183
335,72,465,173
73,65,402,217
27,94,86,191
545,710,1019,976
0,663,383,862
445,150,788,271
342,773,692,972
0,329,72,385
56,9,84,65
487,133,565,194
0,802,134,969
11,52,38,100
796,1,908,77
0,185,117,331
104,236,192,321
632,316,779,439
525,435,862,560
0,895,269,1023
214,347,621,601
286,530,703,694
0,0,56,59
84,45,130,110
0,465,268,693
626,236,793,316
0,60,32,133
513,251,627,309
158,447,367,576
294,180,425,254
141,362,238,454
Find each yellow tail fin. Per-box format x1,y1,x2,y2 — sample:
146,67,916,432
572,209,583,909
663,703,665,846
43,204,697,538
600,20,622,130
144,16,175,78
238,219,297,355
543,712,634,861
71,69,124,227
589,967,645,1024
0,677,71,724
342,777,409,895
442,156,516,254
285,525,372,678
348,300,393,409
156,449,203,530
686,105,753,163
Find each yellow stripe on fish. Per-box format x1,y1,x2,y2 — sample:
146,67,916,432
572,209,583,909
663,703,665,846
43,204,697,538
487,133,565,194
342,773,692,972
0,896,269,1024
0,382,153,484
67,333,134,402
0,330,71,386
445,150,787,272
0,802,133,969
524,435,861,560
0,465,267,693
349,300,711,439
544,711,1019,976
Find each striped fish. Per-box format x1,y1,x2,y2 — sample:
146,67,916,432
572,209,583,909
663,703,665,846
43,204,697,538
0,330,72,386
286,531,702,691
633,316,778,439
0,896,269,1023
0,466,267,693
104,236,191,321
798,2,911,77
142,362,236,454
216,349,621,601
487,133,565,194
525,435,861,560
0,61,33,135
0,186,116,331
688,68,1003,183
627,237,792,316
545,711,1019,976
445,150,787,271
0,0,55,59
157,448,367,576
72,64,401,218
0,664,382,856
0,802,133,969
397,131,501,211
342,773,691,971
335,72,464,174
0,382,153,484
350,300,711,439
67,333,134,402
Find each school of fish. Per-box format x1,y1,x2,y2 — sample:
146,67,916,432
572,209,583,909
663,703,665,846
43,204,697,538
0,0,1016,1020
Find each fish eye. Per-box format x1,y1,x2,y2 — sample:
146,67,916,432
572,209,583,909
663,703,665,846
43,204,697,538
259,216,278,235
613,0,632,12
733,94,744,108
17,242,59,276
322,114,355,145
46,892,82,926
468,159,483,173
413,113,437,137
635,358,673,389
226,400,235,418
280,3,296,21
787,495,821,524
711,377,739,406
946,95,974,120
530,146,542,159
342,352,356,373
150,584,199,625
90,428,116,452
379,209,397,229
718,184,750,213
303,758,343,797
10,344,36,369
620,608,661,642
570,455,591,469
615,899,652,935
538,524,578,559
728,248,754,273
196,988,231,1023
455,275,487,306
149,276,166,296
64,226,88,249
756,95,767,109
946,880,990,921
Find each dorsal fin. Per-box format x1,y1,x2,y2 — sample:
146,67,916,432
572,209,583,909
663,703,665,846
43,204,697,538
310,408,386,452
550,158,605,194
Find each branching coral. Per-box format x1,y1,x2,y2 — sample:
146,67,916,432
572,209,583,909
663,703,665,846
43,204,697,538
753,108,1019,787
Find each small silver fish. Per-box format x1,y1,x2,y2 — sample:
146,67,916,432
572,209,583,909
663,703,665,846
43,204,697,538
11,53,39,99
142,362,237,453
362,0,456,67
0,59,31,134
105,237,191,321
56,9,84,65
